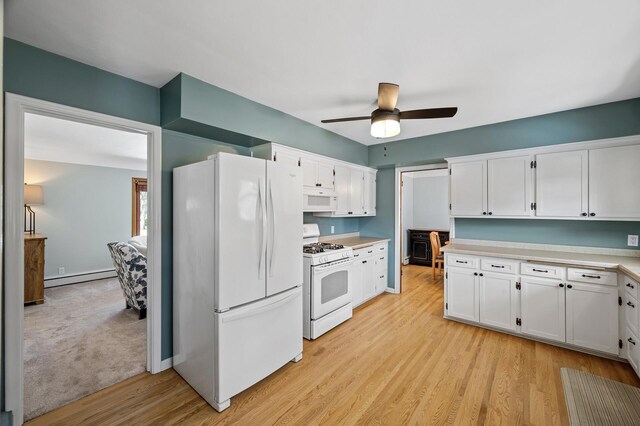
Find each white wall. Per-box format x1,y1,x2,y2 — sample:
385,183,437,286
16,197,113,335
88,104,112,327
24,159,146,283
412,175,449,230
401,174,414,262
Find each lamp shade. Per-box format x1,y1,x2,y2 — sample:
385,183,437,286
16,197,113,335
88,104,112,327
24,184,44,205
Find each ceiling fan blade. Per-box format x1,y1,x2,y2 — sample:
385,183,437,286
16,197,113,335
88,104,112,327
378,83,399,111
321,116,371,123
399,107,458,120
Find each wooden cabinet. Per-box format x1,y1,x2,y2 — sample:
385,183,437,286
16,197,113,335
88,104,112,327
351,242,388,307
487,155,532,216
450,161,486,216
520,277,566,343
446,267,479,322
565,281,618,354
408,230,449,266
589,144,640,219
479,272,518,332
24,233,47,304
535,150,588,217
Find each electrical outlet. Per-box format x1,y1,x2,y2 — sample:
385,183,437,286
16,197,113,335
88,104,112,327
58,267,65,275
331,225,335,234
628,235,639,247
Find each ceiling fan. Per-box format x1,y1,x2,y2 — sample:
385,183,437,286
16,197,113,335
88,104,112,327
321,83,458,139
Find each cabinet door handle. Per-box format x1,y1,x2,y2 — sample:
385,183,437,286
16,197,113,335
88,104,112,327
627,283,635,289
456,260,468,264
491,264,505,269
581,212,587,216
488,212,493,215
589,212,596,217
532,268,549,273
559,283,565,288
567,284,573,289
474,272,478,276
482,212,487,215
628,301,636,308
582,274,601,279
629,337,637,346
479,273,484,277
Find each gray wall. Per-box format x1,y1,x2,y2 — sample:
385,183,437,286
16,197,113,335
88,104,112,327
24,160,146,282
412,175,449,231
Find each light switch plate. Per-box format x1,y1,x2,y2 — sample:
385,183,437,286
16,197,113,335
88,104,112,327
628,235,639,247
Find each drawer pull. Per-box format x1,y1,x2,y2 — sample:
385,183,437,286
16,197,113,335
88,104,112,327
379,247,384,251
533,268,549,273
582,274,601,279
628,338,637,346
380,257,384,260
456,260,468,264
627,283,636,289
354,254,360,257
368,250,373,254
362,260,367,264
628,301,636,308
491,264,505,269
379,275,385,279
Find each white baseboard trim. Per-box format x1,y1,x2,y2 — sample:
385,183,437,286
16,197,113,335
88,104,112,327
385,287,399,294
160,357,173,372
44,269,117,288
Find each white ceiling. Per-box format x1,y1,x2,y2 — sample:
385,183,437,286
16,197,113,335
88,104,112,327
7,1,640,146
25,113,147,171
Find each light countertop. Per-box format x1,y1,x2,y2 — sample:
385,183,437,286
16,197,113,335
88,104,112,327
321,236,390,250
441,243,640,281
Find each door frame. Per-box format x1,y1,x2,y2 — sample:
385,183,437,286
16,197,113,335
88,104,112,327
5,93,164,424
393,163,450,293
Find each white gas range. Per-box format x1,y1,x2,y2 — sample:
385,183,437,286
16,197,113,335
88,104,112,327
302,224,354,339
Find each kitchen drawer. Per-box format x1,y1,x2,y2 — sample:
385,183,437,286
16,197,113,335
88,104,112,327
567,268,617,286
374,243,387,254
446,254,479,270
626,295,639,337
353,246,375,259
626,328,640,376
521,263,565,280
480,258,520,275
624,275,639,300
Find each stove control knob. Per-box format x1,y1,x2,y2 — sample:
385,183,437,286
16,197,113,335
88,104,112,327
322,256,327,263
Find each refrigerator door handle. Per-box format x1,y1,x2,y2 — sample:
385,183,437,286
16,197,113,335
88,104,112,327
268,179,276,276
257,178,267,279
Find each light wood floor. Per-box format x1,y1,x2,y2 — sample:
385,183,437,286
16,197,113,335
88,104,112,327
27,265,640,425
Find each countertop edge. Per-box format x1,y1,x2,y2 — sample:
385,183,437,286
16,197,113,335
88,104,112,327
441,245,640,281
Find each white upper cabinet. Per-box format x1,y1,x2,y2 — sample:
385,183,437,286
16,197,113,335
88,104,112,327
535,150,588,218
589,144,640,219
447,137,640,221
363,171,376,216
349,169,364,215
450,161,487,216
487,155,532,216
301,156,334,191
272,149,300,168
333,165,351,215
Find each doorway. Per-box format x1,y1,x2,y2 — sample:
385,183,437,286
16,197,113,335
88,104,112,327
394,164,450,293
5,94,163,424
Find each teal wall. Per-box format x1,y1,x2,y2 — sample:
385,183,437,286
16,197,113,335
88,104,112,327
4,39,160,125
25,160,146,280
456,219,640,249
161,74,369,165
368,98,640,288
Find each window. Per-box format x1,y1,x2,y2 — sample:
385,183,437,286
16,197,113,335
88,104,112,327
132,178,148,236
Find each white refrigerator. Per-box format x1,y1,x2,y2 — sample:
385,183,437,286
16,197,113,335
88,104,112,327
173,152,303,412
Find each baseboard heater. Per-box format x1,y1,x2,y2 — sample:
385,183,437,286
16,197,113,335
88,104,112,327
44,269,117,288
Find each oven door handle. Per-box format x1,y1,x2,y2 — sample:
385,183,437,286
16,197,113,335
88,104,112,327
314,259,354,273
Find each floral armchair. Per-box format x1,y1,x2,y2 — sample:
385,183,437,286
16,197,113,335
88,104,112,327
107,242,148,320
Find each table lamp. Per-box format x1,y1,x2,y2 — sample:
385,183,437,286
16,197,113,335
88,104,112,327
24,184,44,234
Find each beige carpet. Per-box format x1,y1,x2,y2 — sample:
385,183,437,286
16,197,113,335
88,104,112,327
561,368,640,425
24,278,146,420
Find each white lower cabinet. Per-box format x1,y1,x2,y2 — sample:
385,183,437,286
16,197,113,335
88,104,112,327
446,267,479,323
479,272,518,332
626,328,640,375
351,242,388,307
565,282,619,354
520,277,566,343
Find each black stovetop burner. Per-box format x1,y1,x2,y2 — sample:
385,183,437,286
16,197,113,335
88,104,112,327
303,242,345,254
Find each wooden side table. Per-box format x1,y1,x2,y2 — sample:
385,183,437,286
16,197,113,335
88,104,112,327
24,233,47,304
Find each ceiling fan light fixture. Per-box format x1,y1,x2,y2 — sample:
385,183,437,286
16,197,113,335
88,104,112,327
370,109,400,138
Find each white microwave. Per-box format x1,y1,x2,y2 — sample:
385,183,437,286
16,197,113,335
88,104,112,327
303,192,337,212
